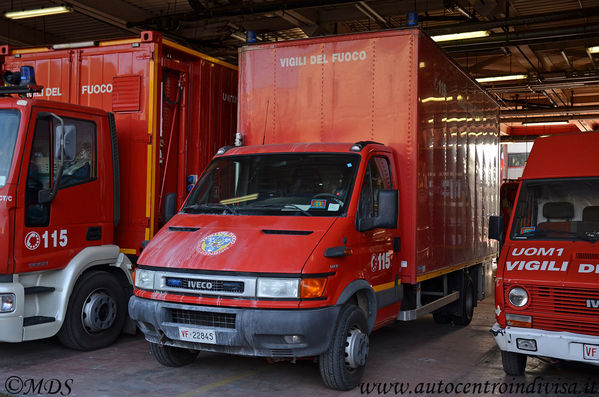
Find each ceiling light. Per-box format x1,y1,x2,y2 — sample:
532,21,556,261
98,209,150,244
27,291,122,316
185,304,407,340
476,74,528,83
587,46,599,54
431,30,490,42
5,5,72,19
521,121,569,126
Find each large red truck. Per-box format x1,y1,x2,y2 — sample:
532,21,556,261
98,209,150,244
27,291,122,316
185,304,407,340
490,132,599,375
0,32,237,350
129,28,499,390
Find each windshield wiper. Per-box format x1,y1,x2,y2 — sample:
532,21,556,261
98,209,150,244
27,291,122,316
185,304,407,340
183,202,239,215
523,229,598,243
250,204,312,216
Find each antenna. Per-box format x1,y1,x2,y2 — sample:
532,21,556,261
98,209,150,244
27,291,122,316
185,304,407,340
262,99,269,145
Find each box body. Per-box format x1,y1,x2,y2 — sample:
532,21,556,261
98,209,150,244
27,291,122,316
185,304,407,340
238,29,499,283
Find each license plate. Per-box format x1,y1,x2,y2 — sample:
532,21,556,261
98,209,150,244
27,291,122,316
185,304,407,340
177,327,216,344
583,344,599,360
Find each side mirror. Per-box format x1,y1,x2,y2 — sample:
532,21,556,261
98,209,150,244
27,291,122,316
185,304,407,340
38,188,54,204
163,192,177,223
357,189,399,232
54,124,76,161
489,215,504,241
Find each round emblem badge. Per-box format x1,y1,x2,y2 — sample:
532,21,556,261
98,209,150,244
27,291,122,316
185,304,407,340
25,231,41,250
198,232,237,256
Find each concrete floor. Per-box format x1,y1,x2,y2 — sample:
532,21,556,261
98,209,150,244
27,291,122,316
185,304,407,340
1,296,598,397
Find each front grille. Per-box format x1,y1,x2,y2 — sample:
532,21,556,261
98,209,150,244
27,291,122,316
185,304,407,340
508,284,599,336
168,308,236,329
576,252,599,260
165,277,244,293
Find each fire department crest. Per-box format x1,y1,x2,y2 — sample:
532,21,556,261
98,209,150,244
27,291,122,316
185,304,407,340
198,232,237,256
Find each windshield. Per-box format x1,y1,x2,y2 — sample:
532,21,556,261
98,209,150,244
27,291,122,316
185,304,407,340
510,178,599,242
0,109,21,188
183,153,360,217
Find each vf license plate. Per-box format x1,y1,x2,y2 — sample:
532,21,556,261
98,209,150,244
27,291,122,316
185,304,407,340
178,327,216,344
583,344,599,360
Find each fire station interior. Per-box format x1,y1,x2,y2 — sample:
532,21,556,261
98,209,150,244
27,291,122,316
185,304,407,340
2,1,599,395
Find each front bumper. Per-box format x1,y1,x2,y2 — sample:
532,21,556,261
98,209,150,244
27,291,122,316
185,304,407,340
492,323,599,365
0,279,25,343
129,296,341,358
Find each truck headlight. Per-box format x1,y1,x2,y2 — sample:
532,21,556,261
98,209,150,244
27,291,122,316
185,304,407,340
257,278,299,298
508,287,529,307
134,269,155,290
0,294,15,313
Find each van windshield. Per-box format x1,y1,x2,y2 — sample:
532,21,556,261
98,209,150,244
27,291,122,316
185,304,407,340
183,153,360,216
0,109,21,188
510,178,599,242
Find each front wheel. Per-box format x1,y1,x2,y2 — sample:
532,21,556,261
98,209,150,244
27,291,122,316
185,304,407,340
319,305,369,390
57,271,127,351
501,350,527,376
150,343,199,367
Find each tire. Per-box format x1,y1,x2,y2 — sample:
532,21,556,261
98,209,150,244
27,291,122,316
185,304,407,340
319,305,369,391
150,342,199,367
501,350,527,376
432,310,452,324
57,271,127,351
452,276,475,326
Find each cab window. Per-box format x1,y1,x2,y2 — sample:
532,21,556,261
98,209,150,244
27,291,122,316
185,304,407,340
25,115,97,227
359,156,392,218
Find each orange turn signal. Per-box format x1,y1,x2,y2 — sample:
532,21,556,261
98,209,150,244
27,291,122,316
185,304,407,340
505,313,532,328
300,278,328,299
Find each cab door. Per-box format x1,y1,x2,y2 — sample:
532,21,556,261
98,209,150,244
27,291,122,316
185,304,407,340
14,107,108,274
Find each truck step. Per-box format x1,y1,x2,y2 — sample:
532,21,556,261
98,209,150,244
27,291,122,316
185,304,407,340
24,286,56,295
23,316,55,326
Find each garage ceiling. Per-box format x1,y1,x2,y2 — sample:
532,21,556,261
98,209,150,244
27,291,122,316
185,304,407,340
2,0,599,135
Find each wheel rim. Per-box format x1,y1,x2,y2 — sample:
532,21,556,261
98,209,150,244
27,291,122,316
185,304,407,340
344,325,369,370
81,290,118,333
466,284,474,319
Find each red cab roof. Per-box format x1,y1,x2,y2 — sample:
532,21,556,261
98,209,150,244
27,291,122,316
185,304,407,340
522,132,599,180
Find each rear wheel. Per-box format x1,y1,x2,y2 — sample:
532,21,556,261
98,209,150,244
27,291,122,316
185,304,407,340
57,271,127,351
150,343,199,367
319,305,369,391
501,350,527,376
452,276,474,326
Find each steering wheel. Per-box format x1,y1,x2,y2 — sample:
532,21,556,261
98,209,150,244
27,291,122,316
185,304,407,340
312,193,344,206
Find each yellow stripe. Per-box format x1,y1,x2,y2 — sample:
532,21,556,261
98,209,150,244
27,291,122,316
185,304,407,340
415,255,495,283
162,39,238,71
99,38,140,46
120,248,137,255
176,370,258,397
12,47,51,54
372,281,396,293
145,43,159,241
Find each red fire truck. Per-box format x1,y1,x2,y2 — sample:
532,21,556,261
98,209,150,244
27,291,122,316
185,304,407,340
129,29,499,390
490,132,599,375
0,32,237,350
